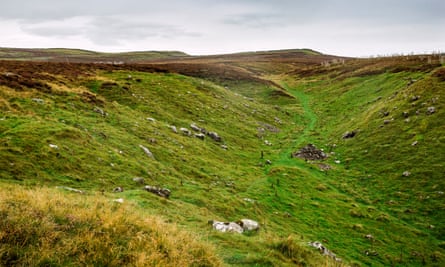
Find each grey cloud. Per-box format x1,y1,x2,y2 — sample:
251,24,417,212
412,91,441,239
223,13,285,28
21,22,85,37
85,16,201,46
0,0,443,56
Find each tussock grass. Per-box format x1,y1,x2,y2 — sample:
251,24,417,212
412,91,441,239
0,185,221,266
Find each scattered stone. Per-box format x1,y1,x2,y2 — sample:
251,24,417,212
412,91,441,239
365,250,379,256
139,145,154,158
427,106,436,115
342,130,357,139
383,119,392,124
133,177,145,184
93,106,107,117
190,123,202,132
209,220,244,234
144,185,171,198
403,111,409,118
308,241,341,262
221,144,228,150
265,159,272,165
49,144,59,149
57,186,84,194
194,133,205,140
243,198,255,203
180,127,191,136
208,131,222,142
407,79,417,86
31,98,45,104
147,117,156,122
169,125,178,133
292,144,327,160
318,163,332,171
335,160,341,164
411,141,418,146
209,219,259,234
113,186,124,193
258,122,280,133
225,181,235,188
402,171,411,177
113,198,124,203
264,140,272,146
237,219,260,232
383,111,390,117
411,95,420,101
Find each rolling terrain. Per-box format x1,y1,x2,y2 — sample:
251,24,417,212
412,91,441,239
0,48,444,266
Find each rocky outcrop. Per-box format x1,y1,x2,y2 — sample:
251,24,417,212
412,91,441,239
292,144,327,160
209,219,259,234
144,185,171,198
237,219,260,232
209,220,244,234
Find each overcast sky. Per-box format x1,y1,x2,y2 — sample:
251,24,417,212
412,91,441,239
0,0,443,56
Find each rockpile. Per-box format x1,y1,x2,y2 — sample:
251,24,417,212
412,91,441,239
292,144,327,160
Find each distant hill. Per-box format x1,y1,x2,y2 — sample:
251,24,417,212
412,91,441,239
0,47,188,63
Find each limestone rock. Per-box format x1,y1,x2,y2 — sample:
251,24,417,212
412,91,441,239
238,219,260,231
139,145,154,158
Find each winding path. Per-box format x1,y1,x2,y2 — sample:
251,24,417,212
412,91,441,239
274,82,318,166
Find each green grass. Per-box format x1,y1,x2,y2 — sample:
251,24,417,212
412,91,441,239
1,56,444,266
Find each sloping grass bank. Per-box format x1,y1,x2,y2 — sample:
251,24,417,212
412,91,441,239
0,185,221,266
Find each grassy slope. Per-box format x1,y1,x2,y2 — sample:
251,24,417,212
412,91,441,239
0,63,341,266
0,53,444,266
0,185,222,266
269,56,445,266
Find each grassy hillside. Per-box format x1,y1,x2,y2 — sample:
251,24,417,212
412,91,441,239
0,185,222,266
0,51,444,266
